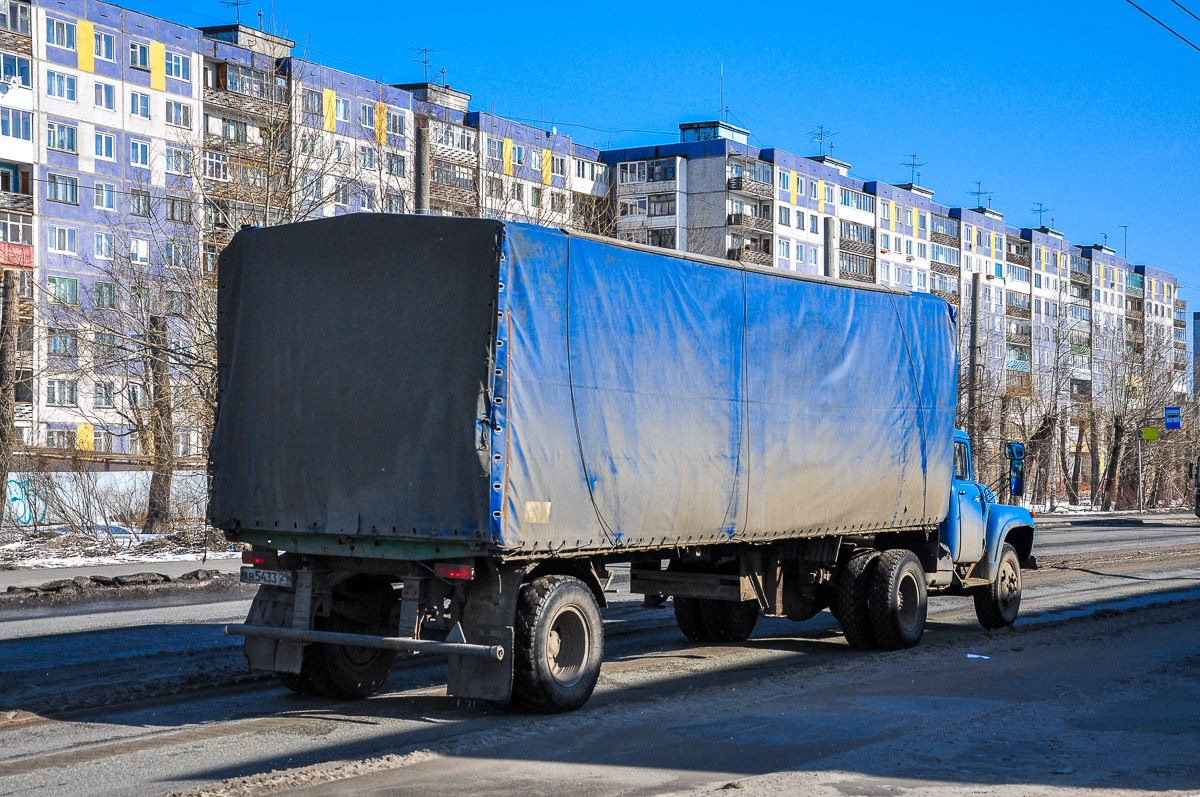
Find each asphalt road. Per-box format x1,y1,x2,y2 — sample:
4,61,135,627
0,518,1197,797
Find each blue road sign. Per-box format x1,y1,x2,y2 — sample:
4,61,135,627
1165,406,1182,430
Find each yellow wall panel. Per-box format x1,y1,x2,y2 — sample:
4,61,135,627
541,147,551,185
789,171,797,205
150,41,165,91
817,180,825,214
322,88,336,132
502,137,513,176
374,102,386,146
77,21,94,73
76,424,94,451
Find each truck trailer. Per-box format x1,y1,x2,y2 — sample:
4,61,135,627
210,214,1035,712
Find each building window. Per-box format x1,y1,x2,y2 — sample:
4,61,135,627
797,243,806,262
224,118,247,142
917,242,927,259
46,173,78,204
130,189,150,217
509,182,523,203
46,122,77,153
0,108,31,140
46,380,78,406
648,194,675,217
511,144,524,166
130,237,150,263
0,211,32,245
94,381,115,409
130,91,149,119
334,97,350,122
47,276,78,304
619,196,647,217
129,42,149,69
46,18,76,50
779,171,790,190
46,71,76,101
94,81,115,110
47,328,78,356
165,52,190,80
360,146,375,169
165,196,191,223
46,428,76,448
130,139,150,167
778,206,790,226
94,131,113,158
94,232,114,259
810,215,818,234
165,147,188,174
839,187,875,213
386,111,403,135
824,184,834,204
334,182,350,206
551,155,567,177
302,89,322,114
94,31,115,61
93,182,115,210
619,161,647,184
360,103,375,128
778,239,790,259
551,193,566,212
530,187,542,208
0,2,30,35
386,153,404,176
166,101,192,128
486,177,503,199
881,232,890,251
164,243,191,270
47,225,76,254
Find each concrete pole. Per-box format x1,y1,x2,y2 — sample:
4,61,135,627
822,217,837,279
967,272,981,446
1137,431,1143,513
0,271,18,494
414,126,431,216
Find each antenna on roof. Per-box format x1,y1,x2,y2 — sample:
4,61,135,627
901,154,927,184
969,180,992,209
1032,202,1054,226
409,47,441,84
439,67,446,87
808,125,837,157
220,0,249,25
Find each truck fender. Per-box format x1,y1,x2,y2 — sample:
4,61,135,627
981,506,1036,581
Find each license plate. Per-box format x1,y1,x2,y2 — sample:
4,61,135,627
240,566,294,588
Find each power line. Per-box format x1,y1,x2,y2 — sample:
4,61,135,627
1168,0,1200,24
1123,0,1200,53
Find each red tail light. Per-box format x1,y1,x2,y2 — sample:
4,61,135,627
242,550,279,568
435,563,475,580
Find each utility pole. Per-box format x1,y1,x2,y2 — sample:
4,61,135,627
967,272,981,447
0,272,18,502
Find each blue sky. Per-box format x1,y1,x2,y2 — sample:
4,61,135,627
136,0,1199,291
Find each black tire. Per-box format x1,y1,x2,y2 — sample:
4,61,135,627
305,611,398,699
673,596,710,642
868,549,928,650
512,575,604,713
835,550,880,649
276,669,319,696
974,543,1022,629
698,599,759,642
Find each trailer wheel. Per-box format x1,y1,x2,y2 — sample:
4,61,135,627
673,596,710,642
699,599,759,642
276,669,320,696
974,543,1022,629
868,549,927,650
512,575,604,713
835,550,880,649
304,611,398,699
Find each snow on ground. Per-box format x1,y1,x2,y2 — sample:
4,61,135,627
0,526,240,570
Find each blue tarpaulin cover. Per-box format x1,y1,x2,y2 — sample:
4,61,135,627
496,223,957,553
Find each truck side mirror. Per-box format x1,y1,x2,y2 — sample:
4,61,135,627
1005,442,1025,461
1009,458,1025,498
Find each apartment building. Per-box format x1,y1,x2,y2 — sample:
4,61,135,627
0,0,609,458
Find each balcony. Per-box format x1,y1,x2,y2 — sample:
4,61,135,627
1176,340,1187,351
727,176,772,199
1070,343,1092,356
728,246,772,267
1176,298,1187,310
1176,361,1188,371
1070,268,1091,285
1006,372,1032,397
839,237,874,258
1006,331,1032,346
1006,250,1031,267
0,191,32,213
728,213,772,233
1126,285,1144,298
931,288,959,304
1005,304,1031,320
930,230,958,248
1176,318,1187,330
0,2,32,56
931,260,959,276
203,85,288,119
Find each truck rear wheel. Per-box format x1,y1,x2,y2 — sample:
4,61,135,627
673,596,711,642
699,599,759,642
276,669,319,696
305,612,398,699
868,549,927,650
512,575,604,713
974,543,1022,629
835,550,880,649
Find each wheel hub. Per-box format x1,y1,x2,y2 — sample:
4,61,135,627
546,605,589,688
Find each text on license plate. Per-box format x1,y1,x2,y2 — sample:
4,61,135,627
240,566,294,588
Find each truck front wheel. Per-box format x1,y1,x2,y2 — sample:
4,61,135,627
974,543,1022,629
512,575,604,713
868,549,927,650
